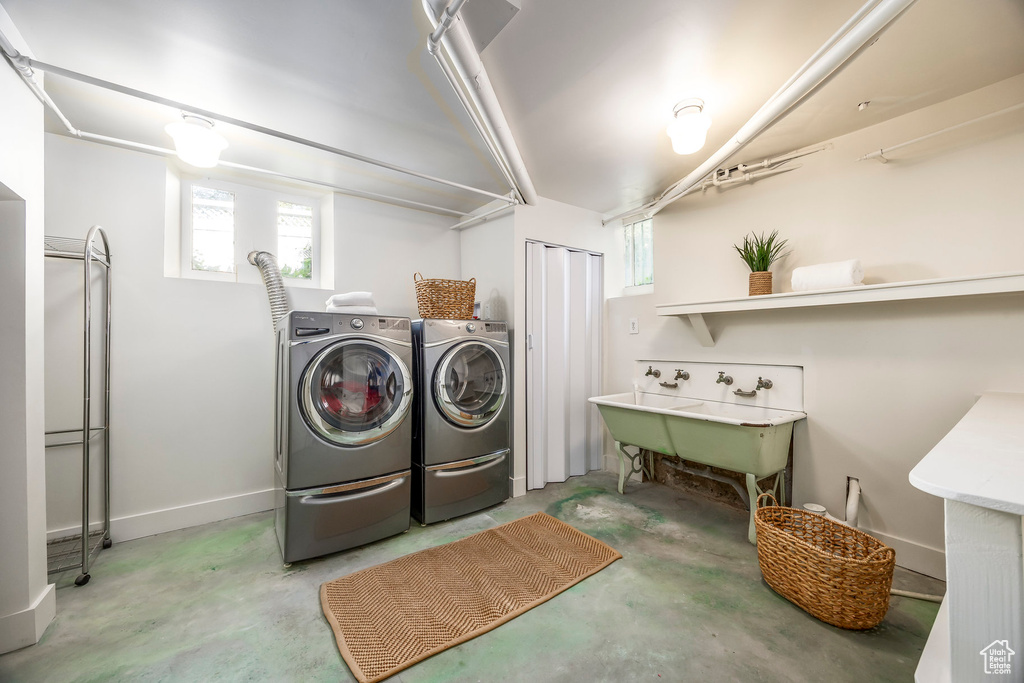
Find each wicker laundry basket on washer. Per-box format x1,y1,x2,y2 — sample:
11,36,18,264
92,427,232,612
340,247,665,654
754,493,895,630
413,273,476,319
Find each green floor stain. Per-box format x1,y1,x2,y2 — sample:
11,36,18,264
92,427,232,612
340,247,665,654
0,471,943,683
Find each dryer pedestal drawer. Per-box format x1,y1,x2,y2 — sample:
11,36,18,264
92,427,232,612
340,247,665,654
276,471,411,563
413,450,510,524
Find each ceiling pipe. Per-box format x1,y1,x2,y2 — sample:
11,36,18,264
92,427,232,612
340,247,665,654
449,201,517,230
20,56,514,206
423,0,538,206
601,142,830,226
0,41,470,218
428,26,521,195
0,29,80,135
858,101,1024,162
646,0,917,217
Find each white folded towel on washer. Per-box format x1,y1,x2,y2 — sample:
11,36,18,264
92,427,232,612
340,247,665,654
326,304,378,315
791,259,864,292
325,291,375,308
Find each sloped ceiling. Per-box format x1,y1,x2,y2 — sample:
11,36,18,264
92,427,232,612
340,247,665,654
3,0,1024,218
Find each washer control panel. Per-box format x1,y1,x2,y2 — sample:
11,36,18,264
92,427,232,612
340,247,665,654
466,323,476,333
350,318,364,330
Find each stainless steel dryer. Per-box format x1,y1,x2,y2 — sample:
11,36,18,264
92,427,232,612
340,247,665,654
274,311,413,563
411,319,510,524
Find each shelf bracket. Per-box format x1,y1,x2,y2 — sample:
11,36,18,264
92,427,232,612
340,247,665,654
687,313,715,346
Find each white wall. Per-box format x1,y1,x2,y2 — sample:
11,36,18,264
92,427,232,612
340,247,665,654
605,74,1024,578
460,211,515,323
0,6,54,653
43,133,459,542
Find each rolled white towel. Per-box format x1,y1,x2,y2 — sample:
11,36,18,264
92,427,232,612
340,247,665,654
325,291,375,307
327,304,378,315
791,260,864,291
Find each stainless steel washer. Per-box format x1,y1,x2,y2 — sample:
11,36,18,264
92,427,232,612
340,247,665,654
274,311,413,562
412,319,511,524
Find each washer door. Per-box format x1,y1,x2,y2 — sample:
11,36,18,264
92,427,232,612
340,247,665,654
434,341,507,428
300,339,412,446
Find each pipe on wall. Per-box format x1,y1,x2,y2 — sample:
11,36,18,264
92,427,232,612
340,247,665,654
423,0,538,206
646,0,918,217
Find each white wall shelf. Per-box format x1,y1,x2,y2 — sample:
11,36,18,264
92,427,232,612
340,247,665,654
656,271,1024,347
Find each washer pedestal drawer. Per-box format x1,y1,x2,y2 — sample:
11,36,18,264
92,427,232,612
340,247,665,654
276,470,411,563
413,450,510,525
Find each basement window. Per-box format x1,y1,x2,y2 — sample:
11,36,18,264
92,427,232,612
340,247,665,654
624,218,653,288
177,177,325,288
189,186,235,275
277,201,313,280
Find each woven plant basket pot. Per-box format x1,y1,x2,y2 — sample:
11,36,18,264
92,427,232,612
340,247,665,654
749,271,773,296
413,272,476,319
754,493,895,630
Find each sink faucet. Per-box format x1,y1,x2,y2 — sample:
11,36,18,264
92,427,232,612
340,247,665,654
645,365,661,378
717,372,733,385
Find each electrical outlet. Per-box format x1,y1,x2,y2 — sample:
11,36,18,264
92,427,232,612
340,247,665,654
628,318,639,335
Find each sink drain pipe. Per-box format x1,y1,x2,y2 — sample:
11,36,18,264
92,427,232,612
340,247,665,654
661,457,751,508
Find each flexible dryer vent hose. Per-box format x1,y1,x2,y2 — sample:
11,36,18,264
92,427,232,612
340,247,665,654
247,250,289,329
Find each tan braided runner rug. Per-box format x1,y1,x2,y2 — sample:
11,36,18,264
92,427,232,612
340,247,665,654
320,511,622,683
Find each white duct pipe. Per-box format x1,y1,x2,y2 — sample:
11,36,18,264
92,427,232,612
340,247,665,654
423,0,538,206
647,0,917,216
429,35,521,194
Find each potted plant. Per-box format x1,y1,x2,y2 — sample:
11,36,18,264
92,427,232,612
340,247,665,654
733,230,790,296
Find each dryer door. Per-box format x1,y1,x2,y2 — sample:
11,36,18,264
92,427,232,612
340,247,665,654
300,339,412,447
434,341,507,428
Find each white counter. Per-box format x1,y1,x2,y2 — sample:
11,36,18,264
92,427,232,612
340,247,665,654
909,392,1024,683
910,392,1024,515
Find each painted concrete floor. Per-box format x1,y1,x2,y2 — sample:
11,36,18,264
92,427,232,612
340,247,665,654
1,471,943,682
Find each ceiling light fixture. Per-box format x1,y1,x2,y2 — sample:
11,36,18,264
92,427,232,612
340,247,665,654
667,98,711,155
165,113,228,168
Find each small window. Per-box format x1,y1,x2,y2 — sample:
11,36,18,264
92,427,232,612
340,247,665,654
190,186,235,274
277,201,313,280
175,177,328,287
624,218,653,287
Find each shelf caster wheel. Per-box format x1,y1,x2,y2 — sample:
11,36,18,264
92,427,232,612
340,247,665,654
74,573,91,586
283,562,292,569
102,538,112,549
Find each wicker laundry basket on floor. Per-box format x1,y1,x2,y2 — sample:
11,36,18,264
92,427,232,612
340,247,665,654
413,273,476,319
754,493,895,630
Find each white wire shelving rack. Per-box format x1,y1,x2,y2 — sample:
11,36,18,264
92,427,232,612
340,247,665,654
43,227,112,586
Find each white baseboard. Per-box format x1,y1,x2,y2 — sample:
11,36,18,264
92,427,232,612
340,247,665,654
0,583,55,655
511,475,527,498
47,489,276,544
865,528,946,580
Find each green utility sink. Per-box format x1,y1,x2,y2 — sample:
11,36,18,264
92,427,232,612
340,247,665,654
589,391,806,544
